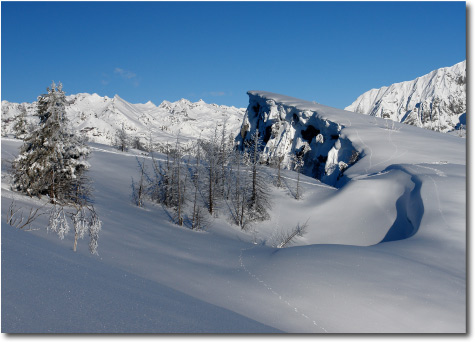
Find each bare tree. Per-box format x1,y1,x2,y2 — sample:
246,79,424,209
271,148,285,188
273,220,309,248
131,157,147,207
292,154,304,200
191,140,202,229
201,126,220,215
174,137,184,226
115,123,129,152
6,199,46,230
244,131,271,223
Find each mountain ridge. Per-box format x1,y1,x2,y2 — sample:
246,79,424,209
345,61,466,133
2,93,246,148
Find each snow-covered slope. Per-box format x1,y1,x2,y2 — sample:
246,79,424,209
1,93,245,147
345,61,466,133
1,91,466,333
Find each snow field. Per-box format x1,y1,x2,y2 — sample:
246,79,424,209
1,89,466,333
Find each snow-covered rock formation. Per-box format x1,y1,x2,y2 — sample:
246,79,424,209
345,61,466,133
2,93,245,147
237,91,359,186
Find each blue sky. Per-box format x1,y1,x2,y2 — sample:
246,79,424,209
1,1,466,109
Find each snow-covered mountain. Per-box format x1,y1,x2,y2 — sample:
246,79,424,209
345,61,466,133
1,93,245,147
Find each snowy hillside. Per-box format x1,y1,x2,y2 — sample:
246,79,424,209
345,61,466,133
1,93,245,147
1,91,466,333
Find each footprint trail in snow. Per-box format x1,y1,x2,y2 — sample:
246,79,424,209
238,245,328,333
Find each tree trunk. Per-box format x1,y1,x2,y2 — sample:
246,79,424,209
208,165,213,214
73,231,78,252
296,168,301,199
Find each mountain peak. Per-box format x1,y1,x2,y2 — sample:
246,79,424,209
345,61,466,133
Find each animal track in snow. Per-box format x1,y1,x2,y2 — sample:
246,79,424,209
238,245,328,333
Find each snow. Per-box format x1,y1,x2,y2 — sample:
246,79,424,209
345,61,466,133
1,89,466,333
2,93,246,148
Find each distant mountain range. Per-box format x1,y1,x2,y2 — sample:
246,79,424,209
3,60,465,153
345,61,466,133
1,93,245,148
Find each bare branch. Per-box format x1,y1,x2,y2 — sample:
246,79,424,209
6,199,47,230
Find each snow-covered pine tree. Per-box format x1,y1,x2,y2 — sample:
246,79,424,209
12,82,90,203
12,107,29,140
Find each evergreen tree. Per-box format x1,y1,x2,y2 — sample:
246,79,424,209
12,82,90,202
12,107,29,140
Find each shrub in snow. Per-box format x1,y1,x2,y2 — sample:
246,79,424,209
47,205,70,240
72,207,88,251
272,220,309,248
47,204,102,255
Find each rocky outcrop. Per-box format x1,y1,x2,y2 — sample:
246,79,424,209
236,91,359,186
